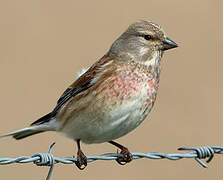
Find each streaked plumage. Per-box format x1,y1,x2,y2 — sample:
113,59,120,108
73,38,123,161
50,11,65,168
1,20,178,169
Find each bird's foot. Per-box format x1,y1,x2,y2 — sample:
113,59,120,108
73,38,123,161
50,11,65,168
116,147,132,165
74,149,87,170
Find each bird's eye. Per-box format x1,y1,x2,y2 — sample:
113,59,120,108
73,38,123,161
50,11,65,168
144,35,152,40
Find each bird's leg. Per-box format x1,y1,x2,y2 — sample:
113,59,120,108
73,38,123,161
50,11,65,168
109,141,132,165
74,139,87,170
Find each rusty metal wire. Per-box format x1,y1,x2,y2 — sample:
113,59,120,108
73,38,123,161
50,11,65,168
0,143,223,180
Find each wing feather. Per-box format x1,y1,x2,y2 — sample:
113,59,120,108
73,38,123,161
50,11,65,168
31,54,114,126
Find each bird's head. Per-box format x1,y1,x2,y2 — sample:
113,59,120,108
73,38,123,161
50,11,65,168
109,20,178,63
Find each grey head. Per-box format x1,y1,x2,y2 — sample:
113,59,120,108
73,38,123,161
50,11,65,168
108,20,178,63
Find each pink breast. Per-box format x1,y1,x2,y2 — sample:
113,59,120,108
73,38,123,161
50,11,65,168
105,66,157,100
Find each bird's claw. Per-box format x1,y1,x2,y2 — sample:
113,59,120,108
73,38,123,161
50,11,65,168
116,147,132,165
74,149,87,170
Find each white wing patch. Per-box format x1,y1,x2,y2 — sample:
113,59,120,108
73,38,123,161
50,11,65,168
77,68,88,78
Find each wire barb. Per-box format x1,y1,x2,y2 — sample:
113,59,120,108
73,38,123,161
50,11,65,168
1,143,223,180
178,146,215,168
31,142,55,180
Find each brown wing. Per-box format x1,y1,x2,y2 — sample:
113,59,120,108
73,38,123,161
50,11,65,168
31,54,114,126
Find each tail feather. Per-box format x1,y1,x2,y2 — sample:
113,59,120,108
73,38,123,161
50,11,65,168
0,126,45,140
1,113,57,140
14,129,44,140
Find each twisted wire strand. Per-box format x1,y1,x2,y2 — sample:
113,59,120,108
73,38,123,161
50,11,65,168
1,143,223,180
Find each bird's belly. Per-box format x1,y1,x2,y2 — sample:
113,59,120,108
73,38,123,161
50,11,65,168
60,83,156,144
62,99,150,144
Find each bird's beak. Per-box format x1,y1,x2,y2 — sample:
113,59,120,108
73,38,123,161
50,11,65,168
162,37,178,51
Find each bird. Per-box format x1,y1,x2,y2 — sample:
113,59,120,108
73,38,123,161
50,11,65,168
1,20,178,169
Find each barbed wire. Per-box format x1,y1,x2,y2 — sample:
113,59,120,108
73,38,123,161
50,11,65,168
0,143,223,180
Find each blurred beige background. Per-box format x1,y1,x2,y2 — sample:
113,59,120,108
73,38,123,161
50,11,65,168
0,0,222,179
